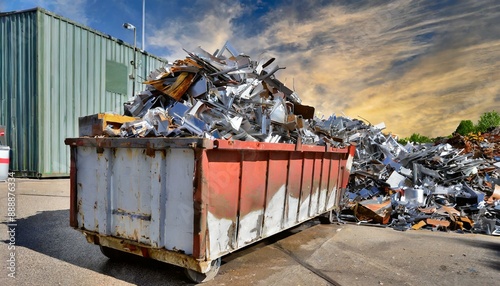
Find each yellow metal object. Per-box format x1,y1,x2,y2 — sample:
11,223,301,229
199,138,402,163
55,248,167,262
79,113,137,137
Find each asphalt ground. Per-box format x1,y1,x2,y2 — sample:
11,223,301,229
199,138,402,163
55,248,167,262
0,179,498,285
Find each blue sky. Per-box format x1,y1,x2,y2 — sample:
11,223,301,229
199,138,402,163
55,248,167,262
2,0,500,138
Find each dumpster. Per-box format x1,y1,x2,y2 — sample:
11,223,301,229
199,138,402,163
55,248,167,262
65,137,355,282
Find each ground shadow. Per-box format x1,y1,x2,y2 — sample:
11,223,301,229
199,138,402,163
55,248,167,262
459,237,500,271
3,210,188,285
2,209,321,285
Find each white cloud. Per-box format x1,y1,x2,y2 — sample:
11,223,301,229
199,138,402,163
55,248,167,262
147,0,244,61
10,0,93,25
51,0,91,25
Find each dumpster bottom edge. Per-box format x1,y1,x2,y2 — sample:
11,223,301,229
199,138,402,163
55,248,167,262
81,231,213,273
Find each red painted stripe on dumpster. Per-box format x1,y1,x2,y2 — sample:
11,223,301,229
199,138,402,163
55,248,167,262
0,158,9,164
238,151,268,245
206,150,241,219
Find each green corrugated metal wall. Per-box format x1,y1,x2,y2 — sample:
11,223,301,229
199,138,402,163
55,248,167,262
0,8,167,177
0,10,38,176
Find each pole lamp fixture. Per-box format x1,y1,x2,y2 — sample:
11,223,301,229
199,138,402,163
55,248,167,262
123,22,137,97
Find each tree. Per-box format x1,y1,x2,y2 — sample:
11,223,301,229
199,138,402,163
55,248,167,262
398,133,433,144
476,111,500,133
408,133,433,143
455,120,475,135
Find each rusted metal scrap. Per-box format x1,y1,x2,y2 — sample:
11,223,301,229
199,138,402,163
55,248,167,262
353,199,392,224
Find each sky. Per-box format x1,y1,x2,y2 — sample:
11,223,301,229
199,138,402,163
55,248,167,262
2,0,500,138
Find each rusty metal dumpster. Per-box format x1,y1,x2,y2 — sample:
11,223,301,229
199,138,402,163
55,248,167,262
64,137,355,282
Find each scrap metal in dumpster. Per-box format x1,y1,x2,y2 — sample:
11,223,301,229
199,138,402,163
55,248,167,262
67,41,356,283
100,41,342,147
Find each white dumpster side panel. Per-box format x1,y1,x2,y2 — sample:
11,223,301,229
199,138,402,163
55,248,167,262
262,184,286,237
109,148,153,244
284,196,299,229
163,148,195,255
149,150,166,248
309,186,320,217
207,212,233,257
326,186,338,210
77,147,195,251
76,146,195,253
96,149,112,236
76,147,99,231
318,187,328,214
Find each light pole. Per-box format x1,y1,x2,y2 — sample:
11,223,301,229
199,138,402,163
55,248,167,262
142,0,146,51
123,22,137,97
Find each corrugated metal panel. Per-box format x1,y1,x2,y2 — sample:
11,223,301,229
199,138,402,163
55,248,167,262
0,10,38,176
1,8,167,177
36,9,166,176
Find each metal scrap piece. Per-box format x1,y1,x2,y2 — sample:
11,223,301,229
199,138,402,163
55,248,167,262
426,218,451,228
411,220,427,230
354,199,392,224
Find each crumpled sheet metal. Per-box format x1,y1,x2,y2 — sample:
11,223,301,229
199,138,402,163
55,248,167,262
341,123,500,236
119,41,339,147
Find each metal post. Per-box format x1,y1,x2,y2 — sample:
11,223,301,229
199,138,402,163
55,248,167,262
133,27,137,96
123,23,137,97
142,0,146,51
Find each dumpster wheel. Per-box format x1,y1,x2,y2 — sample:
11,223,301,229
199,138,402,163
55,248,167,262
99,245,130,260
319,210,336,224
184,258,221,283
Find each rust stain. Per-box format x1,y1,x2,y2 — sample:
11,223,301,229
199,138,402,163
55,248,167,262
226,222,237,250
123,243,137,252
125,148,134,160
133,229,139,241
77,199,85,224
145,142,156,158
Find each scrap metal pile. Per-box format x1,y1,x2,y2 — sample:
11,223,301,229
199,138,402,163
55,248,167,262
339,119,500,236
98,41,499,236
116,42,335,146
